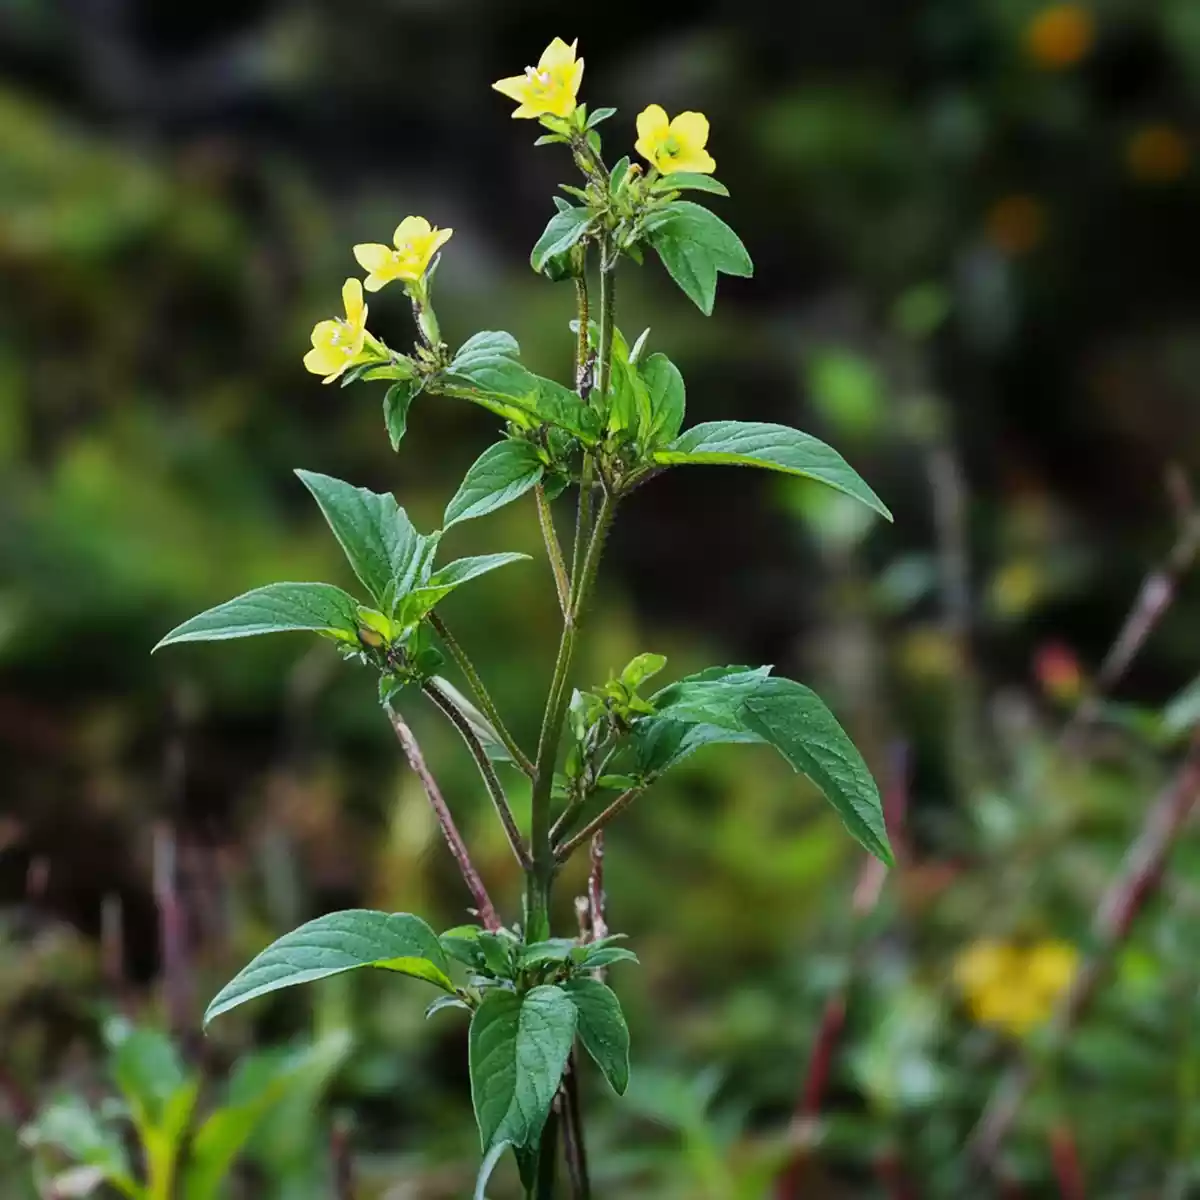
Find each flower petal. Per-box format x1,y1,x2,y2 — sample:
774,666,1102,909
670,111,710,152
341,277,365,323
493,74,532,102
304,345,342,377
309,319,340,349
394,215,433,245
353,243,392,273
636,104,670,143
539,37,577,71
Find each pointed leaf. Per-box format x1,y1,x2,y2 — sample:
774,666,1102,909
741,677,892,864
645,200,752,315
640,353,686,445
444,441,545,528
652,421,891,520
154,582,360,650
586,106,617,129
396,553,529,625
531,206,590,273
204,910,447,1025
563,978,630,1095
295,470,438,610
469,985,577,1151
651,172,730,196
383,379,420,451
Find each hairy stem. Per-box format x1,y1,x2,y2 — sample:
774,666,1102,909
428,612,534,777
386,704,501,931
555,778,638,861
536,483,572,617
422,679,531,871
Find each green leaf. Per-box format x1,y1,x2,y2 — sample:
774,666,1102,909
108,1025,189,1124
441,924,485,968
183,1042,340,1200
204,910,448,1024
620,652,668,691
609,156,632,193
652,421,891,521
574,945,639,970
644,200,752,315
21,1098,140,1197
519,938,578,969
651,668,775,730
427,995,472,1020
383,379,420,451
154,582,360,650
395,553,529,626
428,678,515,764
640,353,686,445
469,985,577,1151
741,677,893,865
444,441,545,528
563,978,630,1096
295,471,439,611
652,172,730,196
531,207,590,273
586,106,617,129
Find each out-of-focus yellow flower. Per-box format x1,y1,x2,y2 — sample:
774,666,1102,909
492,38,584,120
635,105,716,175
985,194,1046,257
1024,5,1095,71
303,278,370,383
353,217,453,293
1126,125,1191,184
954,938,1079,1036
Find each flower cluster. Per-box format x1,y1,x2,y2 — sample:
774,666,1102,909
953,938,1079,1036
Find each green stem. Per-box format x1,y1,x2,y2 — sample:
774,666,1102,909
428,612,534,777
536,483,572,617
423,679,531,871
596,240,616,401
555,783,641,861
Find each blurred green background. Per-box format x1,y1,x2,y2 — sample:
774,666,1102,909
6,0,1200,1195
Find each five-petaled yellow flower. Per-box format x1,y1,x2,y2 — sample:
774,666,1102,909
353,216,453,293
303,278,370,383
492,37,584,120
635,105,716,175
954,938,1078,1037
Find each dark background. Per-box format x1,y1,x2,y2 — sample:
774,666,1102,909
5,1,1200,1195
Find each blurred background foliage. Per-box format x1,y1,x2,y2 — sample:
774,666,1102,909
5,0,1200,1195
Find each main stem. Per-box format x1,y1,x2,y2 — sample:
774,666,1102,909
525,241,617,944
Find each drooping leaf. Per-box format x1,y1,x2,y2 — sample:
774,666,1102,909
154,582,360,650
741,677,893,864
644,200,752,314
204,910,450,1025
652,420,891,521
651,172,730,196
563,978,630,1095
295,471,438,611
395,553,529,626
531,206,591,273
469,985,577,1151
650,667,772,729
444,441,545,529
383,378,421,451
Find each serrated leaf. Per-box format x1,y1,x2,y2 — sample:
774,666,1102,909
395,553,529,626
204,910,448,1024
154,582,360,650
444,441,545,528
384,379,420,451
563,978,630,1095
295,471,439,610
741,678,892,864
640,353,686,445
651,172,730,196
469,986,577,1151
531,207,590,273
652,421,891,521
645,200,752,314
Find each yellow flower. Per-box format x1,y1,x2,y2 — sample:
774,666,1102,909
635,105,716,175
492,38,584,120
1024,5,1095,71
353,216,453,293
303,278,370,383
954,938,1079,1038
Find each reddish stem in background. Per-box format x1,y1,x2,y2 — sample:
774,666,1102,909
776,743,909,1200
1050,1124,1087,1200
386,705,501,932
